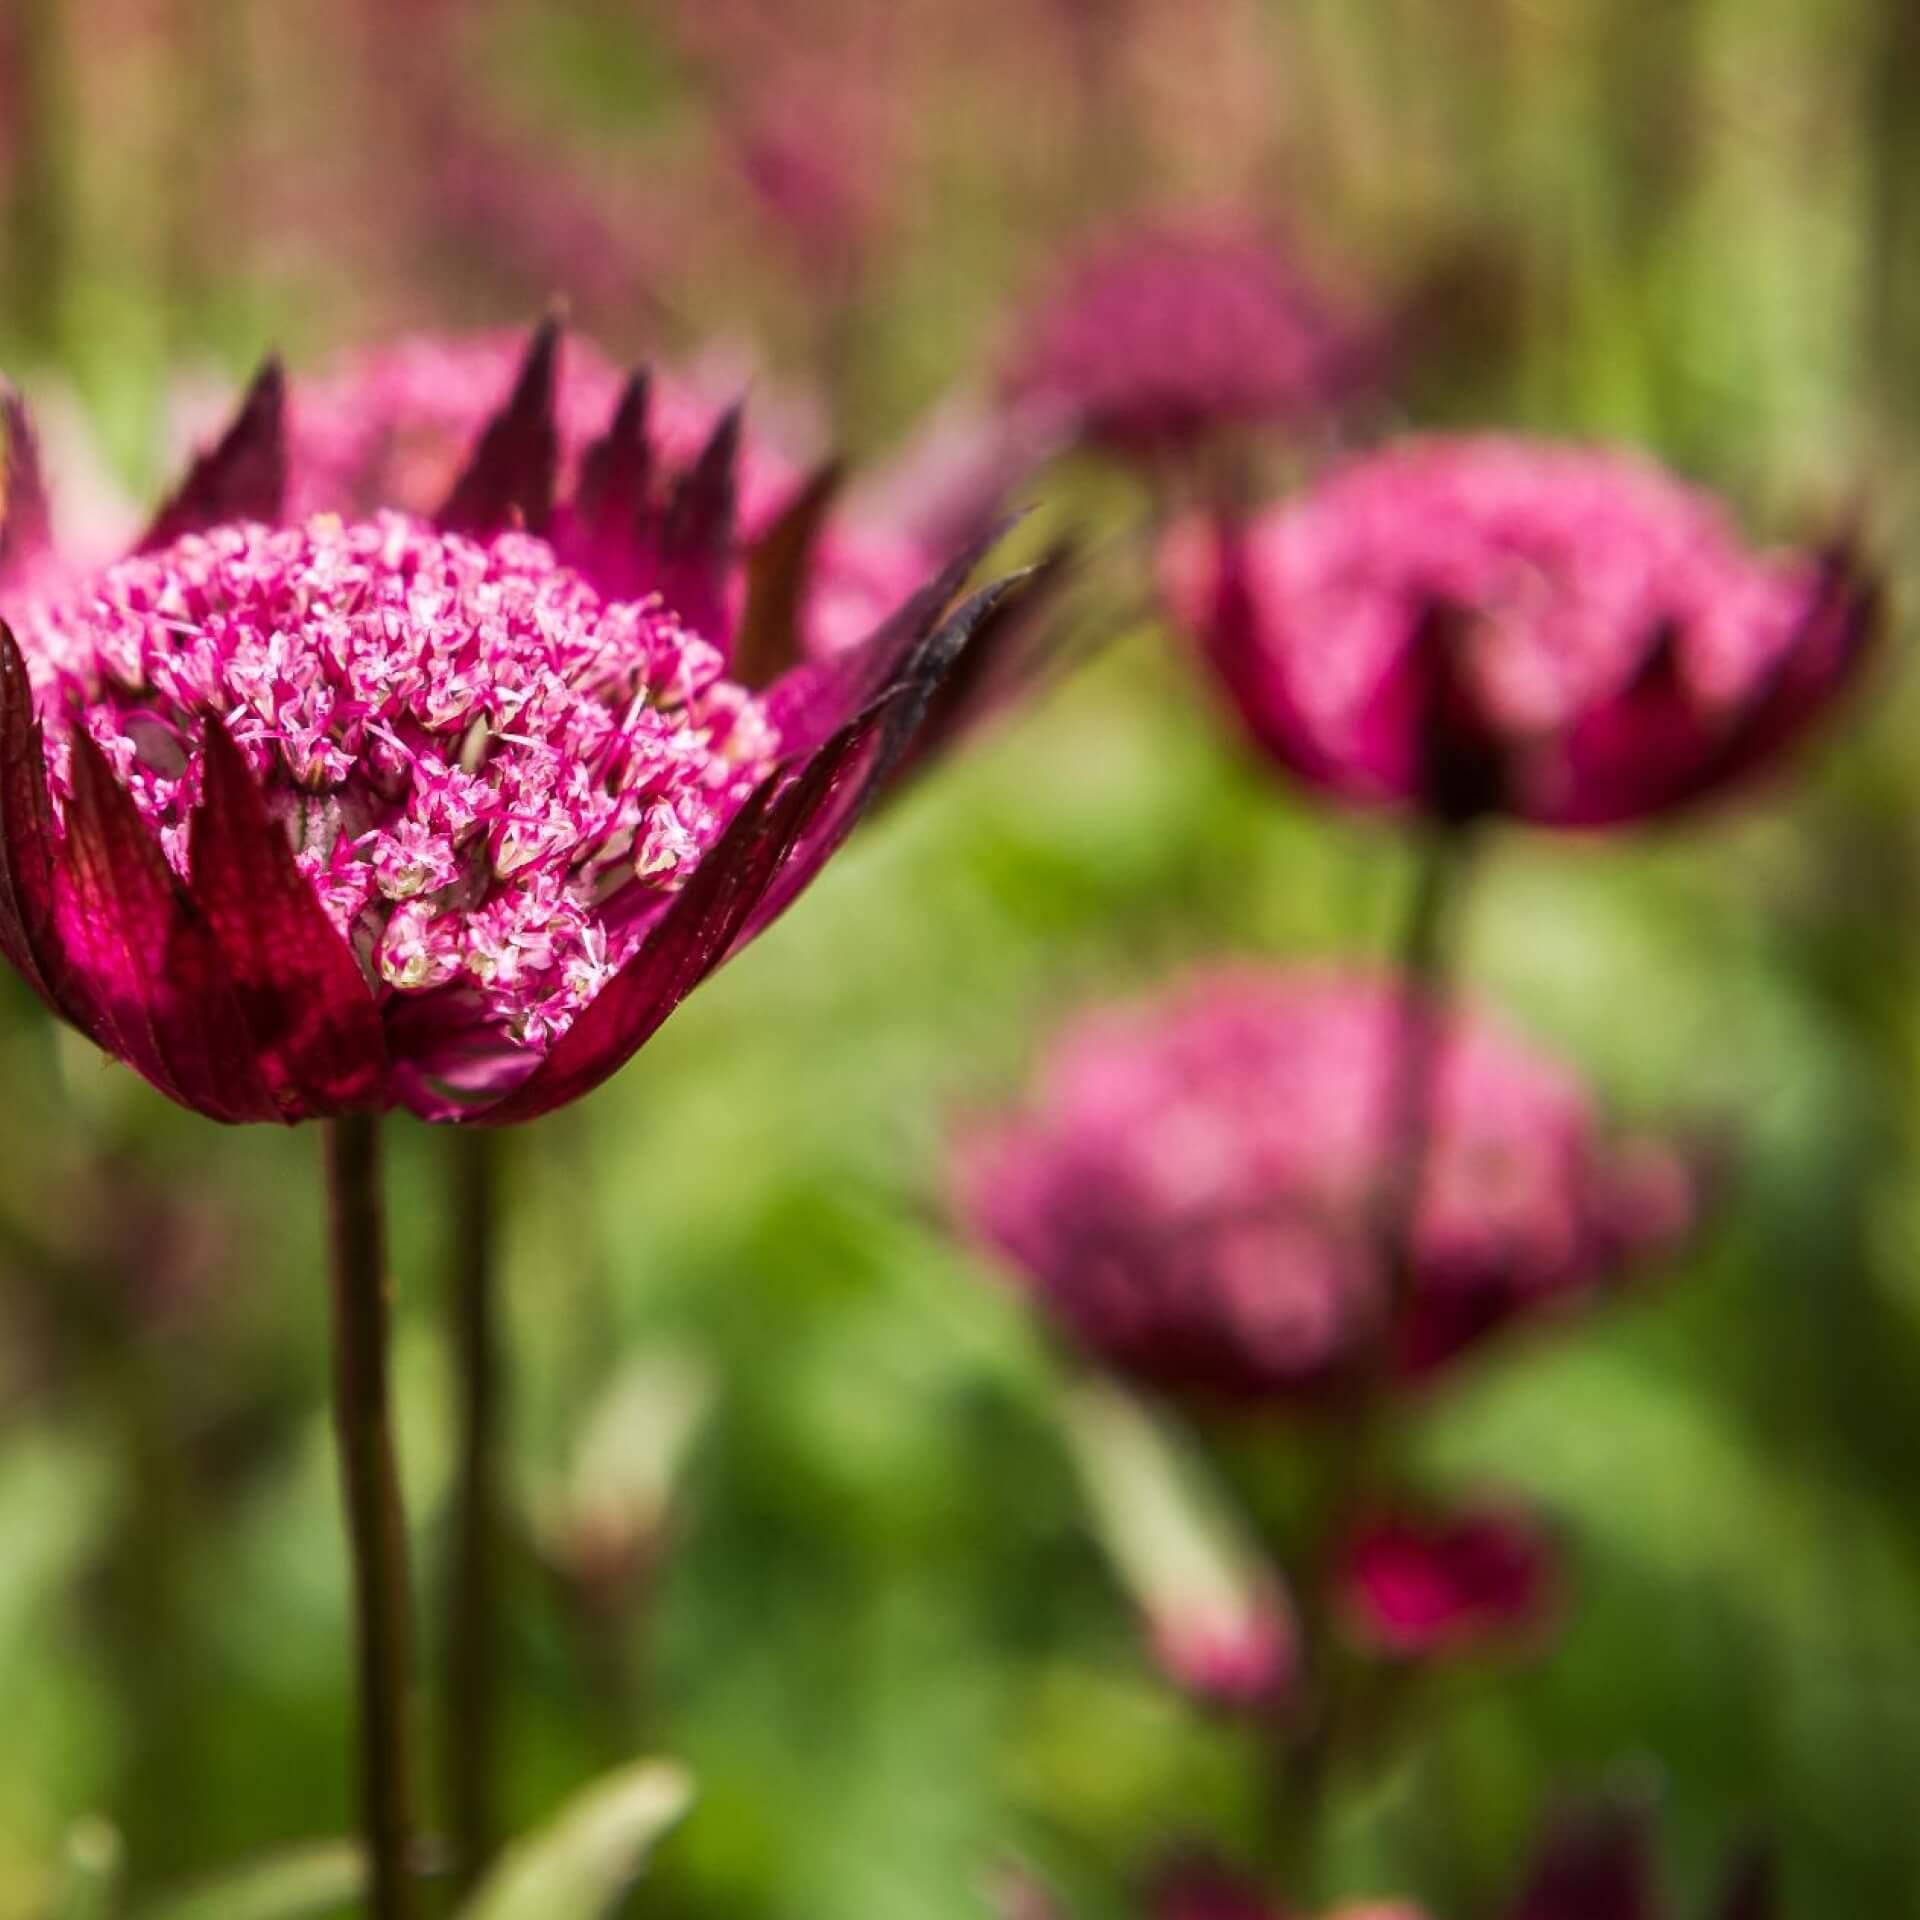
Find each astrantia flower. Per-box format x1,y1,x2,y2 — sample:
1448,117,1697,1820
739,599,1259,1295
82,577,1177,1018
1162,436,1878,826
1,510,1017,1125
955,969,1696,1404
1338,1503,1557,1659
1002,219,1379,460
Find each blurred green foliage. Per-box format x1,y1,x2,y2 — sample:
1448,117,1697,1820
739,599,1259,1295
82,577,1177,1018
3,1,1920,1916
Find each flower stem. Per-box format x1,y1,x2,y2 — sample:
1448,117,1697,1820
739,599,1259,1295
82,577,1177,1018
445,1125,504,1892
1273,823,1478,1890
1377,823,1476,1328
323,1114,416,1920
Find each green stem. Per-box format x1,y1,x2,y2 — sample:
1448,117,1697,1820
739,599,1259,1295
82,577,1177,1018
323,1115,416,1920
445,1126,504,1891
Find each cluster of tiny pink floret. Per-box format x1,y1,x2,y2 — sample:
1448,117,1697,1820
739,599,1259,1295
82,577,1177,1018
1230,437,1817,733
25,513,780,1048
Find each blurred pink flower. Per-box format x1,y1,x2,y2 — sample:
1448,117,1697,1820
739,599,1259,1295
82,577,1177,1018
1503,1801,1771,1920
1149,1582,1296,1711
955,968,1699,1404
1002,218,1380,459
1153,1856,1426,1920
1162,437,1877,826
1338,1503,1558,1659
726,67,904,288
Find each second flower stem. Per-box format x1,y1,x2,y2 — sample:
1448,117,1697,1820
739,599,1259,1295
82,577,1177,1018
323,1114,416,1920
1274,824,1478,1887
446,1125,504,1891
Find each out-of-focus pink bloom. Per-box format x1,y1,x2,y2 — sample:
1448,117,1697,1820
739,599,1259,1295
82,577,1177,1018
1501,1801,1770,1920
1338,1503,1557,1659
1162,437,1878,826
1151,1600,1295,1711
955,969,1698,1405
1002,219,1380,459
1153,1858,1284,1920
1504,1804,1659,1920
0,494,1018,1125
1152,1856,1425,1920
726,68,904,288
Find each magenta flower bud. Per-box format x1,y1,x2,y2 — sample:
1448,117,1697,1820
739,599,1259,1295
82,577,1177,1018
954,968,1700,1406
1149,1602,1295,1711
1338,1502,1558,1659
1504,1802,1659,1920
1162,436,1879,827
1152,1858,1284,1920
1152,1855,1425,1920
1002,218,1380,461
1502,1801,1773,1920
0,510,1020,1126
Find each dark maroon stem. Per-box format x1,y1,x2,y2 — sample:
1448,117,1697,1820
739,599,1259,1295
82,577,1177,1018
445,1125,504,1891
323,1114,416,1920
1376,823,1476,1329
1271,823,1477,1892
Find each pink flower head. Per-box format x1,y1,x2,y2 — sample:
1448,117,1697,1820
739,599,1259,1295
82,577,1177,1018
0,509,1022,1126
1002,219,1380,459
954,968,1699,1405
1152,1857,1424,1920
1338,1502,1558,1659
1150,1596,1296,1712
1163,437,1878,826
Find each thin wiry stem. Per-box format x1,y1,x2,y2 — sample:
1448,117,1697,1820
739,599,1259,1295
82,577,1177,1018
445,1125,504,1891
323,1114,416,1920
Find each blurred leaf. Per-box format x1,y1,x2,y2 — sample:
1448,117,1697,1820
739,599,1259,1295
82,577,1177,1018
459,1761,693,1920
1057,1379,1294,1698
133,1841,364,1920
534,1346,716,1584
51,1818,121,1920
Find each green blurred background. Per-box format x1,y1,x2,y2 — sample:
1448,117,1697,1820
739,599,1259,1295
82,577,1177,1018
3,1,1920,1914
